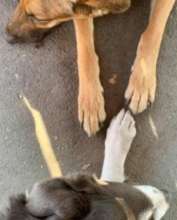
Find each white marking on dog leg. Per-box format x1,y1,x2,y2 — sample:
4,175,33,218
134,186,169,220
138,209,153,220
101,110,136,183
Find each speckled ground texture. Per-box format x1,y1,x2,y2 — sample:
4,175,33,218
0,0,177,219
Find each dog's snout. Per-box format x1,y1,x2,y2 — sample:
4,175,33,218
5,32,19,44
6,25,19,44
6,23,15,35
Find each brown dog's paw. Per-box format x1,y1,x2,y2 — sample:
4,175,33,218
78,84,106,136
125,58,157,114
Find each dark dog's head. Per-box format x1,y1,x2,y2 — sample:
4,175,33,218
0,175,128,220
6,0,131,44
1,175,169,220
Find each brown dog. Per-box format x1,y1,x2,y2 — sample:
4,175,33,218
6,0,176,136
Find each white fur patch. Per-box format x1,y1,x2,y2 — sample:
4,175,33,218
138,209,153,220
134,185,169,220
101,110,136,183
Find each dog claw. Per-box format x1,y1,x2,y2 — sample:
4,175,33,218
78,88,106,136
125,64,156,114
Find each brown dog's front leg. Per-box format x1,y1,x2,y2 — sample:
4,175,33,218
125,0,176,114
74,18,106,136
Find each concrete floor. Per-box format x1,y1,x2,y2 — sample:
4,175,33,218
0,0,177,219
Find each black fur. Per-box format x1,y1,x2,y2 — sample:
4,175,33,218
0,175,152,220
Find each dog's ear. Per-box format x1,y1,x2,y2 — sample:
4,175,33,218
2,194,38,220
27,178,91,220
64,175,103,194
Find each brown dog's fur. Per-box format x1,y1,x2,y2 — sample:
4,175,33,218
6,0,176,136
6,0,130,42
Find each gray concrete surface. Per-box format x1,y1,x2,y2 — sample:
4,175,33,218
0,0,177,219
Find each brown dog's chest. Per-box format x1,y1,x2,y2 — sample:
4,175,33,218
74,0,131,16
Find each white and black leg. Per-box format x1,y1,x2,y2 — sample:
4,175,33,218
135,185,169,220
101,109,136,183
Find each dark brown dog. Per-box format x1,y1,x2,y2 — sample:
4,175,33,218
0,111,169,220
0,175,169,220
6,0,176,136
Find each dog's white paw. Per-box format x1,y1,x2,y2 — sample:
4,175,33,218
106,109,136,148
